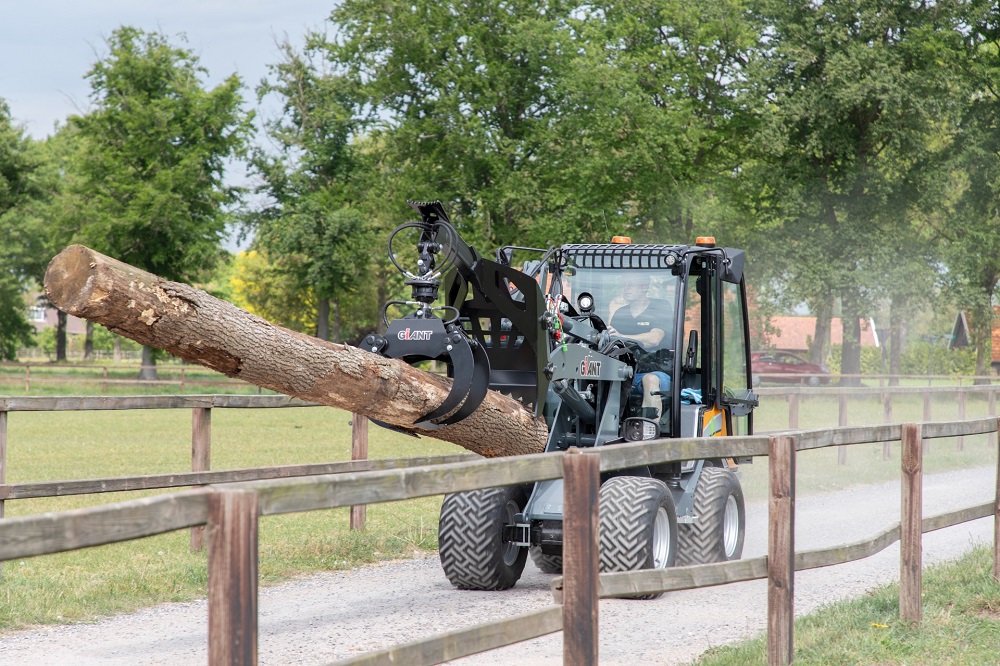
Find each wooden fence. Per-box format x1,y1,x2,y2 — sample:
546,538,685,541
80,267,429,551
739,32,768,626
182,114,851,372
0,412,997,665
0,362,253,393
0,394,476,561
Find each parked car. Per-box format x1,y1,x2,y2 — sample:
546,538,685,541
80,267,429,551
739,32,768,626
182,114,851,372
751,351,830,386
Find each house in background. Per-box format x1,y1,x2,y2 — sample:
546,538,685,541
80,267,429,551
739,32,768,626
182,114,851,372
27,294,87,335
767,316,878,355
949,308,1000,371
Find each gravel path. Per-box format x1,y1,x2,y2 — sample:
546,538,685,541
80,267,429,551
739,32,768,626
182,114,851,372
0,466,995,665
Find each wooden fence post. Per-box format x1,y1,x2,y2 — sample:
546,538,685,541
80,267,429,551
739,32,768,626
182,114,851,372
24,365,29,393
900,423,923,623
957,390,966,451
990,390,997,450
191,408,212,552
788,393,799,431
0,410,6,579
208,489,259,666
922,393,932,454
350,415,369,530
882,392,893,460
838,394,848,465
562,448,600,666
994,417,1000,583
768,434,796,666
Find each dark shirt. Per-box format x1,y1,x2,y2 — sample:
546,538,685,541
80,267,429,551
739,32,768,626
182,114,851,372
609,300,673,349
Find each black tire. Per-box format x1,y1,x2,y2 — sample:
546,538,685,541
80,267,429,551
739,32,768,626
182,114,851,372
677,466,746,565
806,375,821,387
529,547,563,574
599,477,678,599
438,485,528,590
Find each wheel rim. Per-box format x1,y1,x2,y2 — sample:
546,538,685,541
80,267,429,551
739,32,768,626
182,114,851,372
501,500,521,566
723,494,740,558
651,506,672,568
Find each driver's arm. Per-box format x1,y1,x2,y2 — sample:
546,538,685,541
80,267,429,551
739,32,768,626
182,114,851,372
606,326,665,347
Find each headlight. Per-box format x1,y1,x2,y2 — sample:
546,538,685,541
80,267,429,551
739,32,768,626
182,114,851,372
624,417,660,441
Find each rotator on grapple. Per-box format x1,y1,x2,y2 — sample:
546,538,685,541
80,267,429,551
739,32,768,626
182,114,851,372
361,200,758,595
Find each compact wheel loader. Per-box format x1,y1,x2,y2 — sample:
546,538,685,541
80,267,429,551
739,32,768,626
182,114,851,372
362,201,758,594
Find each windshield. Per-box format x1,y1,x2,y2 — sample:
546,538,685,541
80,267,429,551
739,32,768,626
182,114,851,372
546,264,681,352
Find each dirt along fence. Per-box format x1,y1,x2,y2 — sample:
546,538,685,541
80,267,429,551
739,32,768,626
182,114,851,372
0,398,998,665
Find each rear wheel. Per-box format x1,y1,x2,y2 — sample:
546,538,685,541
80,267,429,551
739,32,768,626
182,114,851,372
598,476,677,599
438,485,528,590
677,467,745,565
529,547,563,574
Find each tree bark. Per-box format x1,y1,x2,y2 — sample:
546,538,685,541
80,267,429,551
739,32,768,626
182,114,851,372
56,311,67,362
840,293,862,387
317,298,330,341
84,320,94,361
139,345,158,380
889,297,904,387
809,299,831,366
44,245,548,458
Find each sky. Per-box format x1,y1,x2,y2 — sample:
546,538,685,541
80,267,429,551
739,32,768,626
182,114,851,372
0,0,332,138
0,1,335,249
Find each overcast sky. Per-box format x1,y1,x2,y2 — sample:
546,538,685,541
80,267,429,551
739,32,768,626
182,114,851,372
0,1,332,138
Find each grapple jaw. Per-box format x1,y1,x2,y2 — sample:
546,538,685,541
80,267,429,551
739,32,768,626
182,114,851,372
361,313,491,429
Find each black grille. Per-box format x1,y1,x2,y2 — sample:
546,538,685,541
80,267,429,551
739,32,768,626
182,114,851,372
560,244,686,270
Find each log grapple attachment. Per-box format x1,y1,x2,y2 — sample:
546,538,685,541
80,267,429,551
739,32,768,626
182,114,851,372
362,200,547,429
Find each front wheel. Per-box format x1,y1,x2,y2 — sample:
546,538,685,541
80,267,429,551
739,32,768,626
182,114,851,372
599,476,678,599
529,546,563,574
438,485,528,590
677,466,746,565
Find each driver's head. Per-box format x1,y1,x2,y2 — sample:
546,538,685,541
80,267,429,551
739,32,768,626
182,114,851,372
622,275,651,300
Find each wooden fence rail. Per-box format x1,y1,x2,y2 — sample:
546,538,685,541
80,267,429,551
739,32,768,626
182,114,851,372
0,415,997,666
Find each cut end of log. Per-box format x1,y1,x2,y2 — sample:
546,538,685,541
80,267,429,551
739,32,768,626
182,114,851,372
44,245,103,316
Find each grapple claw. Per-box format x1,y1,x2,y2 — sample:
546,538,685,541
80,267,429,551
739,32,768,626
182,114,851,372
416,335,481,426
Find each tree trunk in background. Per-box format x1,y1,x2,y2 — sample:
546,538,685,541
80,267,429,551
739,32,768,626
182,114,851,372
317,297,330,341
139,345,158,380
809,299,832,365
332,298,341,344
889,298,904,387
56,310,67,362
113,336,122,363
44,245,548,458
840,293,863,387
84,320,94,361
973,298,994,385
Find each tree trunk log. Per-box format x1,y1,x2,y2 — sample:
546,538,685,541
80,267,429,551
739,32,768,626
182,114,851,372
44,245,548,458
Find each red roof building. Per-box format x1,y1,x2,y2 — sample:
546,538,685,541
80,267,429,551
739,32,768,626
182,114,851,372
768,316,878,354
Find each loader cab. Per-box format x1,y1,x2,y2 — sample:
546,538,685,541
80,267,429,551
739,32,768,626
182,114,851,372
544,241,754,441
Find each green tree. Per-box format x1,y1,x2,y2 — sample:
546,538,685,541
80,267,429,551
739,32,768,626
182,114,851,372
68,27,252,377
0,99,45,360
249,42,373,341
740,0,966,383
560,0,758,243
930,8,1000,380
327,0,582,247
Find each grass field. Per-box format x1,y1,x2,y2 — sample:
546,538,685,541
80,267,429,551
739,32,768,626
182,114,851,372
0,378,996,634
695,546,1000,665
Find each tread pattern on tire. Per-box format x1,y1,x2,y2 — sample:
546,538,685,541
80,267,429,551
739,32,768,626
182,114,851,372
438,486,527,590
529,546,563,574
677,466,745,566
598,476,674,573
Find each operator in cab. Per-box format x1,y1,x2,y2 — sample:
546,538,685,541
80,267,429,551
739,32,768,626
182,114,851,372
606,274,674,421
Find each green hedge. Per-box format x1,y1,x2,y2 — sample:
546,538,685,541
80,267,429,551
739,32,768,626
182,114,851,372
826,343,976,376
